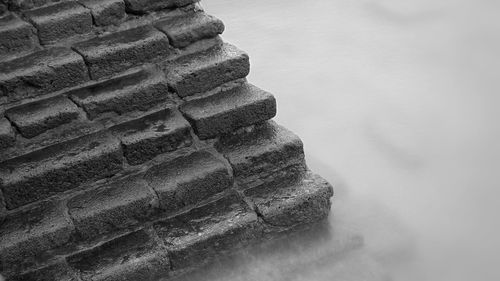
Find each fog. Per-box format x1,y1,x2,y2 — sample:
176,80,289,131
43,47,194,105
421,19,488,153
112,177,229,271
196,0,500,280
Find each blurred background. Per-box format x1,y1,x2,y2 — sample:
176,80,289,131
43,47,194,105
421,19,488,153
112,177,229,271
196,0,500,280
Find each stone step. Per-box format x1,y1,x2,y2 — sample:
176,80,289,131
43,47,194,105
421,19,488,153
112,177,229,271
69,66,173,120
73,25,171,79
124,0,199,14
180,83,276,140
0,199,75,274
244,173,334,228
0,14,37,58
5,95,83,139
0,117,15,150
216,121,307,190
5,0,67,11
110,108,193,165
24,1,93,45
153,191,262,271
0,131,123,209
0,47,89,104
79,0,126,27
166,43,250,97
144,150,233,214
155,11,224,48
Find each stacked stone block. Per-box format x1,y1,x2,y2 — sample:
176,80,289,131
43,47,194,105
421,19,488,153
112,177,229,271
0,1,334,280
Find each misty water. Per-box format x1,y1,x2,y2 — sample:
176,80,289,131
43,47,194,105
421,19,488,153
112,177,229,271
191,1,500,280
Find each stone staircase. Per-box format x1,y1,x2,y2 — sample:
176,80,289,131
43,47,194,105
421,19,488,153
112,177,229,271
0,0,334,280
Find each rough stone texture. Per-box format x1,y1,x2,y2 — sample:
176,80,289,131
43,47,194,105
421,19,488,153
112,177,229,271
69,67,172,120
80,0,125,26
0,131,123,209
111,109,193,165
153,192,262,270
245,173,334,227
24,1,93,45
0,47,89,103
216,121,307,189
67,228,169,281
67,175,156,241
145,150,232,213
9,260,81,281
124,0,199,13
5,95,81,138
180,83,276,139
0,200,75,274
155,12,224,48
167,43,250,97
4,0,57,10
0,117,15,149
73,25,171,79
0,14,37,57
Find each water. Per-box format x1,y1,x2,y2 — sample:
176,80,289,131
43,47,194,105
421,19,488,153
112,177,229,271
198,1,500,280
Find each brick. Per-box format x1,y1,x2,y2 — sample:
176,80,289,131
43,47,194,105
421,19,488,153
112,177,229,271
73,25,171,79
144,150,232,213
244,173,334,227
80,0,125,26
9,260,81,281
67,229,169,281
215,121,306,189
0,200,75,274
0,131,123,209
67,175,156,241
69,67,172,120
153,192,261,270
0,117,15,149
0,14,37,56
111,109,192,165
25,1,93,45
155,12,224,48
180,83,276,139
167,43,249,97
123,0,199,13
0,47,89,103
5,95,81,139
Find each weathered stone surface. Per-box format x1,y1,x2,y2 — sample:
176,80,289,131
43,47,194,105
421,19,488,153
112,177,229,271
216,121,306,189
153,192,261,270
5,95,81,138
67,175,156,241
0,200,75,274
155,12,224,48
167,43,249,97
0,47,89,103
0,14,37,56
111,109,192,165
73,25,171,79
24,1,93,45
180,83,276,139
67,228,169,281
69,67,171,120
144,150,232,213
245,173,334,227
0,131,123,209
5,0,56,10
0,117,15,149
123,0,199,13
80,0,125,26
10,260,81,281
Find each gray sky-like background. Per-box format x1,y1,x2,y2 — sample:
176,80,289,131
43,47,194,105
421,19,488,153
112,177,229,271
200,1,500,280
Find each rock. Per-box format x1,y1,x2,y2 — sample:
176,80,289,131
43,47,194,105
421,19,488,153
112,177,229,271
80,0,125,26
0,14,37,57
0,117,15,150
5,95,81,139
180,83,276,140
9,260,81,281
0,131,123,209
73,25,171,79
24,1,93,45
144,150,232,213
111,108,193,165
155,11,224,48
123,0,199,13
166,43,249,97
